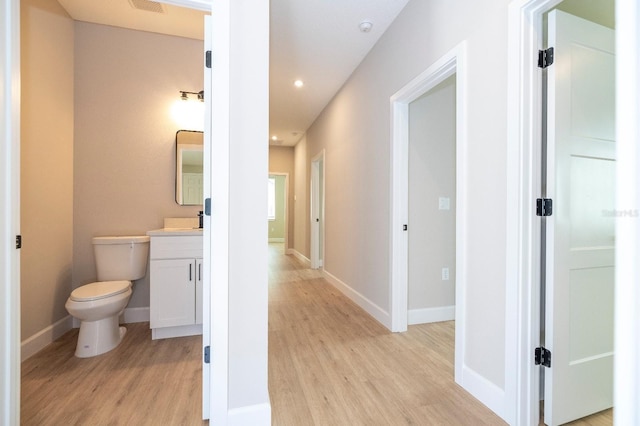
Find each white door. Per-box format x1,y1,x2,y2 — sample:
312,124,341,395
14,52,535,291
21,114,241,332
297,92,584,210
310,152,324,269
544,10,615,426
201,14,212,420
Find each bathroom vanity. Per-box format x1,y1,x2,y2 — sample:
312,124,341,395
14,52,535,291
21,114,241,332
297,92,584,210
147,228,203,339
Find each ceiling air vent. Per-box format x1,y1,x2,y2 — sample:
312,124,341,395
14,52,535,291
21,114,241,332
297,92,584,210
128,0,165,14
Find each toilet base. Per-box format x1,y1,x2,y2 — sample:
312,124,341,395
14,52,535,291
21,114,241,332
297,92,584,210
75,316,127,358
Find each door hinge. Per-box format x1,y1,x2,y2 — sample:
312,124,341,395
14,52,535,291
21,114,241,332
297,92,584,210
204,346,210,364
205,50,212,69
535,346,551,368
16,235,22,249
204,198,211,216
536,198,553,217
538,47,554,69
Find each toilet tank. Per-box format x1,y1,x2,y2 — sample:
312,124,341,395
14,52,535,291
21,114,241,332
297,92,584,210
92,236,150,281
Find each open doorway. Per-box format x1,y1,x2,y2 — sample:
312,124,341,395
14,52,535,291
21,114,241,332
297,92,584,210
268,173,290,251
407,74,456,326
310,151,325,269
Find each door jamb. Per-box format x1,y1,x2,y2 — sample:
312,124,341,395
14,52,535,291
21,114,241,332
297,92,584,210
389,41,467,382
506,0,563,424
1,0,21,423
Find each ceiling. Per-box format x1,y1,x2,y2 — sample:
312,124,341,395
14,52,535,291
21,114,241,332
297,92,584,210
57,0,410,147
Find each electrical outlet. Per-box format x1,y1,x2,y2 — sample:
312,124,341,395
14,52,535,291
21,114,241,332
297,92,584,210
442,267,450,281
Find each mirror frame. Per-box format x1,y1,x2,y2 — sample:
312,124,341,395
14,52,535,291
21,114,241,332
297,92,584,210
175,130,204,205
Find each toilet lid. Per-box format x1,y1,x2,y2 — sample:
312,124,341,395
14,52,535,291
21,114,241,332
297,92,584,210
70,281,131,302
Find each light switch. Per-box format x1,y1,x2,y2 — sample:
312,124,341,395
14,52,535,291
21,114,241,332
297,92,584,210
439,197,450,210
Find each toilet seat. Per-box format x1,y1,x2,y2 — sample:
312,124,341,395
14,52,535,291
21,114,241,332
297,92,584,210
70,281,131,302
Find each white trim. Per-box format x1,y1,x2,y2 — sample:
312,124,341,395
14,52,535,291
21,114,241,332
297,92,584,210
228,402,271,426
0,0,21,423
407,306,455,325
209,0,230,424
21,316,73,361
389,42,467,334
323,270,391,329
460,365,507,421
287,248,310,266
506,1,562,424
122,307,150,324
152,324,202,340
615,0,640,424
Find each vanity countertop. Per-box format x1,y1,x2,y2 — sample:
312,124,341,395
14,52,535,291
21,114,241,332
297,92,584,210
147,228,203,237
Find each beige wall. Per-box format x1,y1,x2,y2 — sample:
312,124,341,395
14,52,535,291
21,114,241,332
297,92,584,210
303,0,511,395
73,23,203,308
268,146,294,248
20,0,74,340
292,136,309,257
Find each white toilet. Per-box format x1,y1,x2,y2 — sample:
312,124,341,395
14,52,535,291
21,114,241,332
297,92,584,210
65,235,150,358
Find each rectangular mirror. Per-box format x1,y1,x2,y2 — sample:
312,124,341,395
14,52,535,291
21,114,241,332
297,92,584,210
175,130,204,205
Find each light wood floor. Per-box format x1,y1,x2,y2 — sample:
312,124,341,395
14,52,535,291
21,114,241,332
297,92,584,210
21,322,204,425
21,243,612,425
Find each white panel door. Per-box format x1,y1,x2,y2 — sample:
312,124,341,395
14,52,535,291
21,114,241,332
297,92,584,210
544,10,615,426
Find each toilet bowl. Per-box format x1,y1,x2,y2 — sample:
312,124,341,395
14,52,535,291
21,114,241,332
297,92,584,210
65,281,132,358
66,235,149,358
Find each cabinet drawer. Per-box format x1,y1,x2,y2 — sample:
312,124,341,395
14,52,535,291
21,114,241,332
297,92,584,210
150,236,203,260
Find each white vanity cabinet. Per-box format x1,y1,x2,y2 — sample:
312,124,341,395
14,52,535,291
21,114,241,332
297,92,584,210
148,230,203,339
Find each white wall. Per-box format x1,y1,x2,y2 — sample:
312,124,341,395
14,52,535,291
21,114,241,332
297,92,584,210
407,75,456,319
226,0,270,420
303,0,510,418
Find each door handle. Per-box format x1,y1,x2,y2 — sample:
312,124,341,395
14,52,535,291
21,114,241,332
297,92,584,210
189,264,192,282
198,263,201,281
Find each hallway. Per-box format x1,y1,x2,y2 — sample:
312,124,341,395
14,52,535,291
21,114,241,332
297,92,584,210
267,243,505,425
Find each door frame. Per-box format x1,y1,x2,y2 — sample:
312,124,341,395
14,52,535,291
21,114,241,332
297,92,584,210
310,150,325,269
0,0,21,423
507,0,640,424
389,41,468,383
268,172,290,251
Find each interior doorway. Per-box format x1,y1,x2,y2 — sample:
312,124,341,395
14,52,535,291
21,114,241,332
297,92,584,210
389,43,468,389
268,173,290,251
407,75,457,326
310,151,325,270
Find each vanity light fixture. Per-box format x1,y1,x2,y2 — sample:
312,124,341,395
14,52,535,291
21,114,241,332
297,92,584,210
179,90,205,102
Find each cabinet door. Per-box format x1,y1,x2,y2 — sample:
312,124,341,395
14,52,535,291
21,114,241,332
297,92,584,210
150,259,196,328
195,258,203,325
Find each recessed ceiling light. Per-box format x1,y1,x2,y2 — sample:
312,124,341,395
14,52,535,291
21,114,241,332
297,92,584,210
359,21,373,33
294,80,304,88
271,136,278,141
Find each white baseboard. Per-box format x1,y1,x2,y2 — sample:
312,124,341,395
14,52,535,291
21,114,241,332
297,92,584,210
287,248,310,266
268,237,284,243
122,307,150,323
21,315,73,361
322,270,391,329
228,402,271,426
459,364,506,421
408,305,455,325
